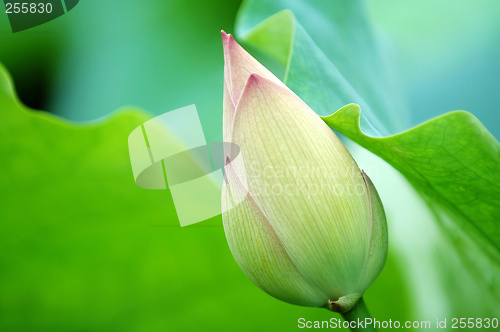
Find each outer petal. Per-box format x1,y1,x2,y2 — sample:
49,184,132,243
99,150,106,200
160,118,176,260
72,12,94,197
222,31,286,141
222,31,285,106
356,171,388,291
222,162,328,307
231,74,373,301
223,77,236,143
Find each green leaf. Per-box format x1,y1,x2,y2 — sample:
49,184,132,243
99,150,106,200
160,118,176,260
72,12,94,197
0,63,353,331
323,104,500,257
0,0,242,143
236,0,408,135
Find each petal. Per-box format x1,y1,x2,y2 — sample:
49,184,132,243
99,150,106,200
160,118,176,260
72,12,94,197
356,171,388,291
222,161,328,307
223,81,235,143
231,74,373,300
221,31,286,110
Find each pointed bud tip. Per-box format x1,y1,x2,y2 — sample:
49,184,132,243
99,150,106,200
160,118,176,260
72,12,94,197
221,30,234,44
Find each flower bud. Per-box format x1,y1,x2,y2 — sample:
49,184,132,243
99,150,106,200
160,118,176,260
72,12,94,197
221,31,387,312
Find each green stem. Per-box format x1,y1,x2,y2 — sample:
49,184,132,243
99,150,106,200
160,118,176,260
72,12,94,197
341,298,377,332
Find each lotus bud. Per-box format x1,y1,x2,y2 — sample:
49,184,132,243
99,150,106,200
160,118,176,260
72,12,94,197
221,31,387,313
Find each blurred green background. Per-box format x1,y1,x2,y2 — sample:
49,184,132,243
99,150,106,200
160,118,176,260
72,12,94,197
1,0,499,331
